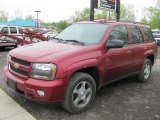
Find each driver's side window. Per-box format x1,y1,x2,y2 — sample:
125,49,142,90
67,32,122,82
108,25,129,45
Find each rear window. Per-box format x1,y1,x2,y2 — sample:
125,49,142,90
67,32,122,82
143,27,155,42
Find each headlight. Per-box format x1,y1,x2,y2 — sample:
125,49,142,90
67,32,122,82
31,63,57,80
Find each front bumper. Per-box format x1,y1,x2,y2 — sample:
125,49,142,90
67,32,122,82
3,66,67,103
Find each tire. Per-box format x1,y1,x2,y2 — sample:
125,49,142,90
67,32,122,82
137,59,152,83
62,72,96,114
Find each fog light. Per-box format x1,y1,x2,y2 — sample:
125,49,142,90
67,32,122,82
37,90,45,96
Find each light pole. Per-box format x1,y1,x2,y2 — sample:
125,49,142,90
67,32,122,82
34,10,41,31
116,0,120,22
90,0,95,21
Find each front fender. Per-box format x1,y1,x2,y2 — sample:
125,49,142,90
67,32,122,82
64,59,99,79
144,49,154,58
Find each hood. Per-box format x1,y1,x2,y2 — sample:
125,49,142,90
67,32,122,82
9,41,85,62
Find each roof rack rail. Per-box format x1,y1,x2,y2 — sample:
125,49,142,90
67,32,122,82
92,19,149,26
118,20,148,25
94,19,117,23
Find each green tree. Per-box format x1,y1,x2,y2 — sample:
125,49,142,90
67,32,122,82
141,0,160,29
70,8,90,22
55,20,70,31
45,22,56,30
140,17,149,25
148,7,160,29
25,15,34,21
120,4,136,21
95,10,109,20
0,10,9,22
70,4,136,22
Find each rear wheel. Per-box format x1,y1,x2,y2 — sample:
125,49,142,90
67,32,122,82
137,59,152,82
62,72,96,113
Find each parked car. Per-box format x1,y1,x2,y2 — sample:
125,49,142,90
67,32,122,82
43,31,58,38
0,25,23,49
4,21,157,113
152,33,160,46
152,29,160,34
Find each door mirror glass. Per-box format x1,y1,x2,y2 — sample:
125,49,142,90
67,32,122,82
106,39,124,48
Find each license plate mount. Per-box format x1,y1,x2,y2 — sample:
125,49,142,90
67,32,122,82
7,78,17,91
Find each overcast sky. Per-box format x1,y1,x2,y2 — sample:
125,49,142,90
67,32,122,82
0,0,155,22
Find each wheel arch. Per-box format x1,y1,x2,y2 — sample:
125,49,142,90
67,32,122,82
146,54,155,65
65,59,100,89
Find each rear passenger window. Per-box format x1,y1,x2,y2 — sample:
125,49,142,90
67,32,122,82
143,27,155,42
10,27,17,34
130,26,144,44
108,25,128,45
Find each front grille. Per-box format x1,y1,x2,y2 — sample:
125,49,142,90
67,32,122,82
10,66,29,76
9,56,31,78
11,57,30,67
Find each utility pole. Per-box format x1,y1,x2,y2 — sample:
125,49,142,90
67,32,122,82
34,10,41,31
116,0,120,22
90,0,95,21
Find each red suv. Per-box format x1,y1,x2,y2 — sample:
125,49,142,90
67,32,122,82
3,21,157,113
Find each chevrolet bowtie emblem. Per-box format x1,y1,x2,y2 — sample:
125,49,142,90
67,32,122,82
13,63,19,69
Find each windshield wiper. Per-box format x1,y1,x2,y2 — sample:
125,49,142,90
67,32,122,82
53,37,64,42
65,40,85,45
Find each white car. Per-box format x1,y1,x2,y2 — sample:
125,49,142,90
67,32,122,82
152,29,160,34
153,33,160,46
43,31,58,38
0,25,23,48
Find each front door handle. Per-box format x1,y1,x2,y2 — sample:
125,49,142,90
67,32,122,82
127,51,132,54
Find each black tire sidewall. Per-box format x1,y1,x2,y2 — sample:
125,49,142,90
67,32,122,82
65,73,96,113
139,59,152,82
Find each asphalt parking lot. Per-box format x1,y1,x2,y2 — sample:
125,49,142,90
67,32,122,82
0,47,160,120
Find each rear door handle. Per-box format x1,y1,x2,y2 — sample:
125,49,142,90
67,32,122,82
144,47,147,50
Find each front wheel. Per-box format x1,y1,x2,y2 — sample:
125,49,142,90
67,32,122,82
62,72,96,114
137,59,152,83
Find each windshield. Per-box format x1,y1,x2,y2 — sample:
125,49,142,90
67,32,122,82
55,23,109,45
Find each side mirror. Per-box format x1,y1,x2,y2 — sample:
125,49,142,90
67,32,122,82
106,39,125,49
